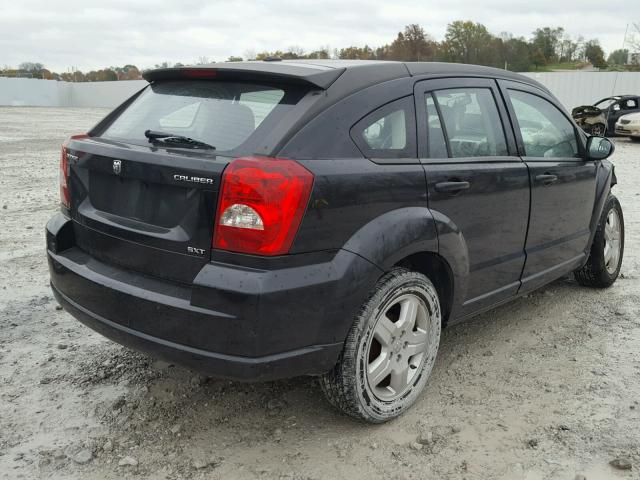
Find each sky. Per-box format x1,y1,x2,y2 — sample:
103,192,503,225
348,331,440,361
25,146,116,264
0,0,638,72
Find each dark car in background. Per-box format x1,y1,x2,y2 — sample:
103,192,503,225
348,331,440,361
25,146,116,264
573,95,640,136
47,60,624,423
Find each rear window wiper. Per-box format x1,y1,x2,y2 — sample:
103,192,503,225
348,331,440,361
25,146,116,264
144,130,216,150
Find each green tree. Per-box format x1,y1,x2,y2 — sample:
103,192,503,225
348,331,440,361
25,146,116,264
531,49,547,69
558,36,578,62
531,27,564,63
338,46,375,59
441,21,497,66
584,39,607,69
305,48,330,59
116,64,141,80
499,34,533,71
19,62,44,72
375,44,393,60
608,49,629,65
389,24,437,61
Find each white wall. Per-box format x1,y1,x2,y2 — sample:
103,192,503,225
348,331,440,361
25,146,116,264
521,72,640,108
0,78,144,108
69,80,146,107
0,77,69,106
1,72,640,110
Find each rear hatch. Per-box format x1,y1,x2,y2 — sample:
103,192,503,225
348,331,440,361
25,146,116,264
66,78,309,284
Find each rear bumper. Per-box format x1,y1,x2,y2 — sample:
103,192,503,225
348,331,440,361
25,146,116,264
47,213,382,381
51,282,342,381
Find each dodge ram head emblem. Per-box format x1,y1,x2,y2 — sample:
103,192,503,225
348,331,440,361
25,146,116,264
113,160,122,175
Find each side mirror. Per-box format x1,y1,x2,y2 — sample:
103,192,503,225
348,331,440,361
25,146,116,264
587,136,615,160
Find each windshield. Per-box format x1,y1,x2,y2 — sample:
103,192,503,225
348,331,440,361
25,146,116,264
594,98,616,109
101,80,298,154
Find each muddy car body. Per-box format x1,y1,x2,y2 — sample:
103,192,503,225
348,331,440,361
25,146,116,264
47,60,624,422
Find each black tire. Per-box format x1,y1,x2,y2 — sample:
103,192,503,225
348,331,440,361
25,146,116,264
574,195,624,288
320,268,441,423
590,123,606,137
630,137,640,143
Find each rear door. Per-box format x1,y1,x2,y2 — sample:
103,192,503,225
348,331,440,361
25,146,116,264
498,80,597,292
67,79,305,284
414,78,530,318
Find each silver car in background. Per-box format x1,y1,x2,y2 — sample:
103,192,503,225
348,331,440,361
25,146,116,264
615,112,640,141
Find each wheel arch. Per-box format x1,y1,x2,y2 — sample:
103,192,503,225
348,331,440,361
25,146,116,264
341,207,470,325
586,160,615,257
395,251,454,326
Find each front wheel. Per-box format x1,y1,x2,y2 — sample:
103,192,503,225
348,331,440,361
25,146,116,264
574,195,624,288
320,268,441,423
590,123,606,137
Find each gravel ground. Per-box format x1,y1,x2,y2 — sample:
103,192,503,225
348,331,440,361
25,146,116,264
1,107,639,480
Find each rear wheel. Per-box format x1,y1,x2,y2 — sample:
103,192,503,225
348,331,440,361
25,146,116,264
574,195,624,288
320,268,441,423
630,137,640,143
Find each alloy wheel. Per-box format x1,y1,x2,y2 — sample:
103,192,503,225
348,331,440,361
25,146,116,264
365,294,432,401
604,208,622,274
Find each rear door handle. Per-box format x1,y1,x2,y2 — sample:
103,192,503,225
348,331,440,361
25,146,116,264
535,173,558,186
434,181,471,193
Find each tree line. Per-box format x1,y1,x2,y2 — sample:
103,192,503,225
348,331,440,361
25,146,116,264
0,63,143,81
3,21,639,81
246,23,637,72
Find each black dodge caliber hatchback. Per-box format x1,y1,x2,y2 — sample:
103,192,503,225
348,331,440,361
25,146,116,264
47,60,624,422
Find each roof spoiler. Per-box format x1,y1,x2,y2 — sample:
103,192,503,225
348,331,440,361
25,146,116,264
143,63,346,90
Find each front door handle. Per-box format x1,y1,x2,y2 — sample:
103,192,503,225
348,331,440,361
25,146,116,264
434,181,471,193
535,173,558,186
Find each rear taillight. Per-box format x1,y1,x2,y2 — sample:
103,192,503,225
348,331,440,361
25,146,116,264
59,134,88,209
213,156,314,256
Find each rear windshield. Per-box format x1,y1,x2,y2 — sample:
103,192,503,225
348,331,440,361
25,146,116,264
101,80,303,154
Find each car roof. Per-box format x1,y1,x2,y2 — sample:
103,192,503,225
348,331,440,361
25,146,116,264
144,59,548,93
596,95,639,103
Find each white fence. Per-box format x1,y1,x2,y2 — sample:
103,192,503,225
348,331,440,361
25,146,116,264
1,72,639,110
521,72,640,109
0,78,146,108
67,80,147,108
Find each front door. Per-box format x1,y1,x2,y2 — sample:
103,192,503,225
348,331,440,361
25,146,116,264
498,80,598,293
606,97,639,133
414,78,530,319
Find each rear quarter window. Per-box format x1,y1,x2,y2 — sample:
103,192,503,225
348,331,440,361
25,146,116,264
100,80,303,155
350,96,416,159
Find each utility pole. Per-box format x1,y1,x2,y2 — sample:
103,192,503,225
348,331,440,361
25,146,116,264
622,23,630,64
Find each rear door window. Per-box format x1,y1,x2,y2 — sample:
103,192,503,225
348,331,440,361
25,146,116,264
101,81,299,155
433,88,509,158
